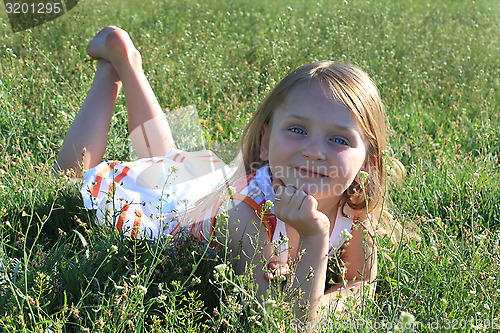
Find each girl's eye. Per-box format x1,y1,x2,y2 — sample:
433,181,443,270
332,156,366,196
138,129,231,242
289,127,306,135
331,137,348,145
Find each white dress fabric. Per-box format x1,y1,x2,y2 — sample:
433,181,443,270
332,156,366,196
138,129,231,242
81,149,234,240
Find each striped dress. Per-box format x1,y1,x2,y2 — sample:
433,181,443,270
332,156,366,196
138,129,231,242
81,149,356,259
81,149,233,241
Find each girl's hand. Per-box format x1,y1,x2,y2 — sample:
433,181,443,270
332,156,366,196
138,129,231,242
263,258,290,282
272,178,330,237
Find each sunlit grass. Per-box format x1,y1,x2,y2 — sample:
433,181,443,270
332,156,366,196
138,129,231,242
0,0,499,331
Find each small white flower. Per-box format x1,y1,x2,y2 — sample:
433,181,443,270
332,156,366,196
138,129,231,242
264,200,274,210
342,229,353,241
213,263,228,279
214,263,228,273
359,171,369,184
483,303,490,310
400,311,415,324
137,285,147,295
263,298,277,308
110,245,118,252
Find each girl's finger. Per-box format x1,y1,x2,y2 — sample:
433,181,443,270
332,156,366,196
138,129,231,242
299,194,319,214
265,266,290,281
267,257,285,270
276,264,290,277
272,177,285,191
267,260,290,277
288,188,307,210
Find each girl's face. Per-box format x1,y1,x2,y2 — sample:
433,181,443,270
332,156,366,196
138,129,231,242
260,80,368,204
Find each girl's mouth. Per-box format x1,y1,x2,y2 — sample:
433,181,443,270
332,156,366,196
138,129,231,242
296,167,328,178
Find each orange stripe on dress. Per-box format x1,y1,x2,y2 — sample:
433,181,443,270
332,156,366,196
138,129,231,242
116,203,130,232
246,185,262,201
192,155,222,163
193,154,215,158
107,165,131,196
170,218,182,235
173,153,181,162
230,193,275,241
130,210,142,239
114,166,131,184
92,161,118,198
106,160,148,196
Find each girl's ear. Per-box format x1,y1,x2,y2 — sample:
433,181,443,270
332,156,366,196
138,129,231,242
357,155,371,177
260,123,270,161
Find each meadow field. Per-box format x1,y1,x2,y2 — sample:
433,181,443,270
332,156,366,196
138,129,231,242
0,0,499,331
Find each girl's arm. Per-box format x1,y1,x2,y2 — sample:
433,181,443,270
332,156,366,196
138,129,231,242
272,184,332,322
214,199,275,294
320,225,378,314
217,194,375,323
265,225,378,316
271,184,377,322
292,233,330,320
216,198,326,309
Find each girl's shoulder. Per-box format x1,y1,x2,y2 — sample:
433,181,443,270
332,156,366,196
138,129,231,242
229,164,275,210
215,164,278,239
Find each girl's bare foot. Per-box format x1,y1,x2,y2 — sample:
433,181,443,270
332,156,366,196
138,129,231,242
86,26,141,70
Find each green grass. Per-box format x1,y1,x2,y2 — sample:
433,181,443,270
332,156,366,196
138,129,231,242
0,0,499,331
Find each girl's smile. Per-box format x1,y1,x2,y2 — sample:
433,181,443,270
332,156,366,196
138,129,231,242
261,79,368,205
295,167,329,178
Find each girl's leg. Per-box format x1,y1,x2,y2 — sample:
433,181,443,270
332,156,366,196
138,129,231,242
55,60,121,174
86,27,174,158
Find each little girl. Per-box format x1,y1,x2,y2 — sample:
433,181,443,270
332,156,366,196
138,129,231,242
56,26,392,322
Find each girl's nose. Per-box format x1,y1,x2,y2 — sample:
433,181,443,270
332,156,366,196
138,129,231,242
301,138,326,161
